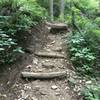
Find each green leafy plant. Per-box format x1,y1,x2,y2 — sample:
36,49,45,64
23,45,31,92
66,0,100,76
67,33,96,74
81,84,100,100
0,0,46,64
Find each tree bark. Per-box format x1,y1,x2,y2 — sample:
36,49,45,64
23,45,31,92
21,71,67,79
49,0,54,21
35,51,65,58
60,0,65,21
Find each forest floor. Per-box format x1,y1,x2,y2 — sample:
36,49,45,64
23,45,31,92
0,23,85,100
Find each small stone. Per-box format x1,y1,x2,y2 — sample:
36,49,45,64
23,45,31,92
7,81,10,85
33,58,38,65
79,80,82,83
62,97,65,100
73,88,77,92
26,65,32,69
24,84,31,90
65,86,70,90
47,26,51,30
51,85,58,90
55,88,60,92
86,81,92,84
0,93,7,98
51,41,55,44
31,97,38,100
55,92,61,96
8,67,11,70
78,92,81,96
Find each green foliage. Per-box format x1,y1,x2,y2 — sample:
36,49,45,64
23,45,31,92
94,17,100,26
66,0,100,75
0,0,46,64
65,1,100,99
37,0,60,19
68,33,96,74
81,84,100,100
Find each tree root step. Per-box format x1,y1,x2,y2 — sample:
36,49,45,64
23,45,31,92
46,22,67,29
35,52,65,58
21,71,67,79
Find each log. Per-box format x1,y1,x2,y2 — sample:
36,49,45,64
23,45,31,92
21,71,67,79
46,22,67,29
35,52,65,58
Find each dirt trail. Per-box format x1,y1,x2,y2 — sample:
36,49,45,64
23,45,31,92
0,24,83,100
17,33,78,100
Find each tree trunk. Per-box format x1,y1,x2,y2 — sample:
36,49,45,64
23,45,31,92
49,0,54,21
60,0,65,21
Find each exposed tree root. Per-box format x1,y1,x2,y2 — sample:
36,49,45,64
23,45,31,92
35,52,65,58
21,71,67,79
46,22,67,29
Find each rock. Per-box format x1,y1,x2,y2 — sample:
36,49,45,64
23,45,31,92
22,95,38,100
51,85,58,90
0,93,7,98
79,80,82,83
26,65,32,69
24,84,31,90
35,52,65,58
55,92,61,96
68,78,76,87
31,97,38,100
56,88,60,91
86,81,92,84
65,86,70,90
33,58,38,65
51,41,56,44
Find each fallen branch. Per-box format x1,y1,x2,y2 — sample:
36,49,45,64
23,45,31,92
21,71,67,79
35,52,65,58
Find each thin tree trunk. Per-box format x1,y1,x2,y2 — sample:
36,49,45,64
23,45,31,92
49,0,54,21
60,0,65,21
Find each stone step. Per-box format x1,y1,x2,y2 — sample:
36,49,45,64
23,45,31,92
35,52,65,59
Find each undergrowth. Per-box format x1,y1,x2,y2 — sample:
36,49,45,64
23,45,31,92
81,83,100,100
66,0,100,76
0,0,46,64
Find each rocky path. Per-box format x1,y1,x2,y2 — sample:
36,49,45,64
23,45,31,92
17,32,79,100
0,24,84,100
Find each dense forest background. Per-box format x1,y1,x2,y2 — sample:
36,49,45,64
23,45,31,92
0,0,100,100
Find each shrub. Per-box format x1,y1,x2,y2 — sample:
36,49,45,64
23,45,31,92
81,83,100,100
0,0,46,64
67,32,96,74
66,0,100,75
